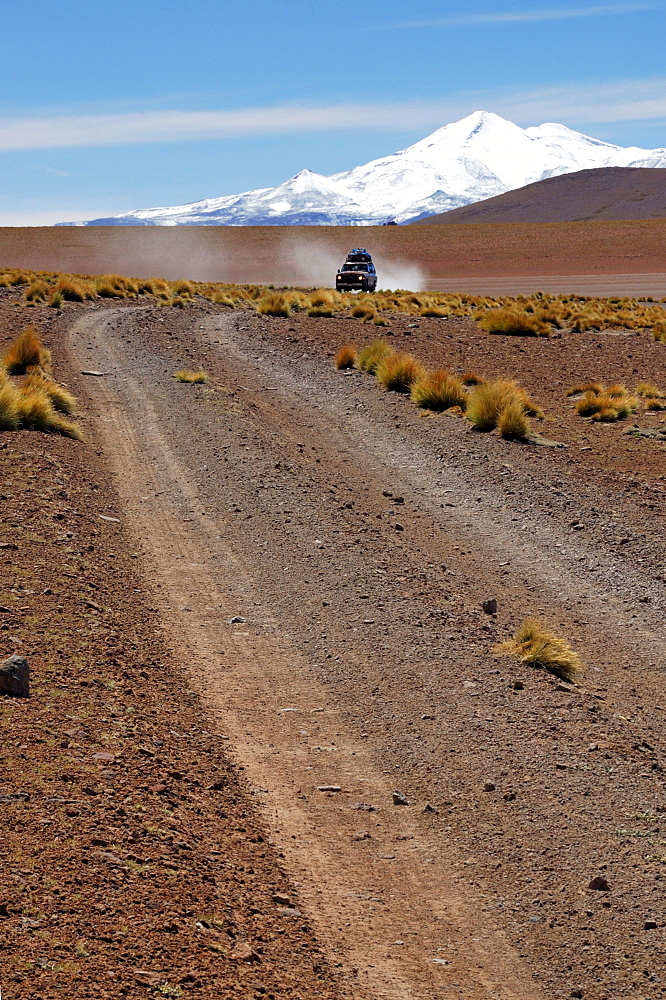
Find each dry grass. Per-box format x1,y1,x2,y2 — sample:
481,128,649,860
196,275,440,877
574,383,638,422
410,370,467,411
256,291,292,317
567,380,603,397
0,383,20,430
497,400,531,440
334,344,357,370
375,352,425,393
476,307,550,337
174,369,208,384
355,339,392,374
467,379,542,432
461,371,485,386
494,618,584,682
2,327,51,375
307,289,336,317
635,381,664,398
23,373,76,414
653,323,666,344
645,398,666,411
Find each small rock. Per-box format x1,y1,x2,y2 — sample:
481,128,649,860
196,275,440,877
555,682,572,693
229,941,260,962
513,680,524,690
227,615,246,624
351,802,377,811
392,790,409,806
394,523,404,531
278,906,301,917
0,655,29,698
483,781,496,792
571,990,584,999
317,785,342,793
482,599,497,615
0,542,18,550
503,791,516,801
644,919,657,930
272,893,291,906
423,803,439,814
588,876,610,892
353,831,371,841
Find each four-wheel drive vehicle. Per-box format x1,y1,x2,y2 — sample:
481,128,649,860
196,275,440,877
336,249,378,292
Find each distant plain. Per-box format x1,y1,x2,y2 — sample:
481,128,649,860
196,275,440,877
1,219,666,296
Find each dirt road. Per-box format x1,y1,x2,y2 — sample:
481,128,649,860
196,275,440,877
65,302,666,1000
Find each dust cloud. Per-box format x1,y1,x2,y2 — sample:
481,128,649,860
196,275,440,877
280,238,426,292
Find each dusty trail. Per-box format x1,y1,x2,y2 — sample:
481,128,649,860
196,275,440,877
67,305,666,1000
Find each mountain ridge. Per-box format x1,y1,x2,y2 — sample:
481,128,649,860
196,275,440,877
57,111,666,227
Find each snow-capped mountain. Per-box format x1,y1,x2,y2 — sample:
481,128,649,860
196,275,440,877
58,111,666,227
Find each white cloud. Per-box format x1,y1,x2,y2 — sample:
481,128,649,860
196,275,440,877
392,2,661,27
0,79,664,153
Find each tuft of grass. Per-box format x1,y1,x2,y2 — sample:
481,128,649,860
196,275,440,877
0,383,20,430
461,371,485,386
498,399,531,440
307,289,335,317
476,307,550,337
48,289,63,309
355,339,392,374
23,373,77,414
567,380,603,397
375,352,425,393
25,281,49,303
410,369,467,411
653,323,666,344
495,618,584,682
645,397,666,411
635,381,663,398
467,379,542,432
257,291,292,317
174,369,208,383
350,303,376,322
334,344,357,370
574,384,638,421
2,327,50,375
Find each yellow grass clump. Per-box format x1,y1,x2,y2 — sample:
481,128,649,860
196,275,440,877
497,399,531,440
308,289,336,317
375,352,425,393
476,307,550,337
494,618,584,682
574,383,638,422
410,370,467,411
467,379,542,432
0,383,20,430
334,344,357,370
653,323,666,344
14,387,83,439
23,373,77,414
635,381,663,398
174,369,208,383
355,339,392,374
256,291,292,317
2,327,51,375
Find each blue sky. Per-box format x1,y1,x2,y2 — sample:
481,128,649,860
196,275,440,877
1,0,665,224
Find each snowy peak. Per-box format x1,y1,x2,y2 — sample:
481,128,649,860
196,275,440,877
58,112,666,227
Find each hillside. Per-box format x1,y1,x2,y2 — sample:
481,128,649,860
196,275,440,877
417,166,666,225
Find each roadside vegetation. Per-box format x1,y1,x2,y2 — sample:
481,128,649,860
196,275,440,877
340,338,545,442
0,326,82,439
174,369,208,384
3,267,666,340
494,618,584,683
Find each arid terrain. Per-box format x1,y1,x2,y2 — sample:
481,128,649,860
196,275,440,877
1,266,665,1000
1,221,666,295
420,168,666,226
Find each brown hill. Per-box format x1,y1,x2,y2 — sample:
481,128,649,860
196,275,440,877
417,166,666,224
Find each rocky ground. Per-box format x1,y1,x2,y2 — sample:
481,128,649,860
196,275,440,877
1,287,665,999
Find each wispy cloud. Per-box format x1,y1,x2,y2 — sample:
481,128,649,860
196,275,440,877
0,78,664,152
391,3,661,28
